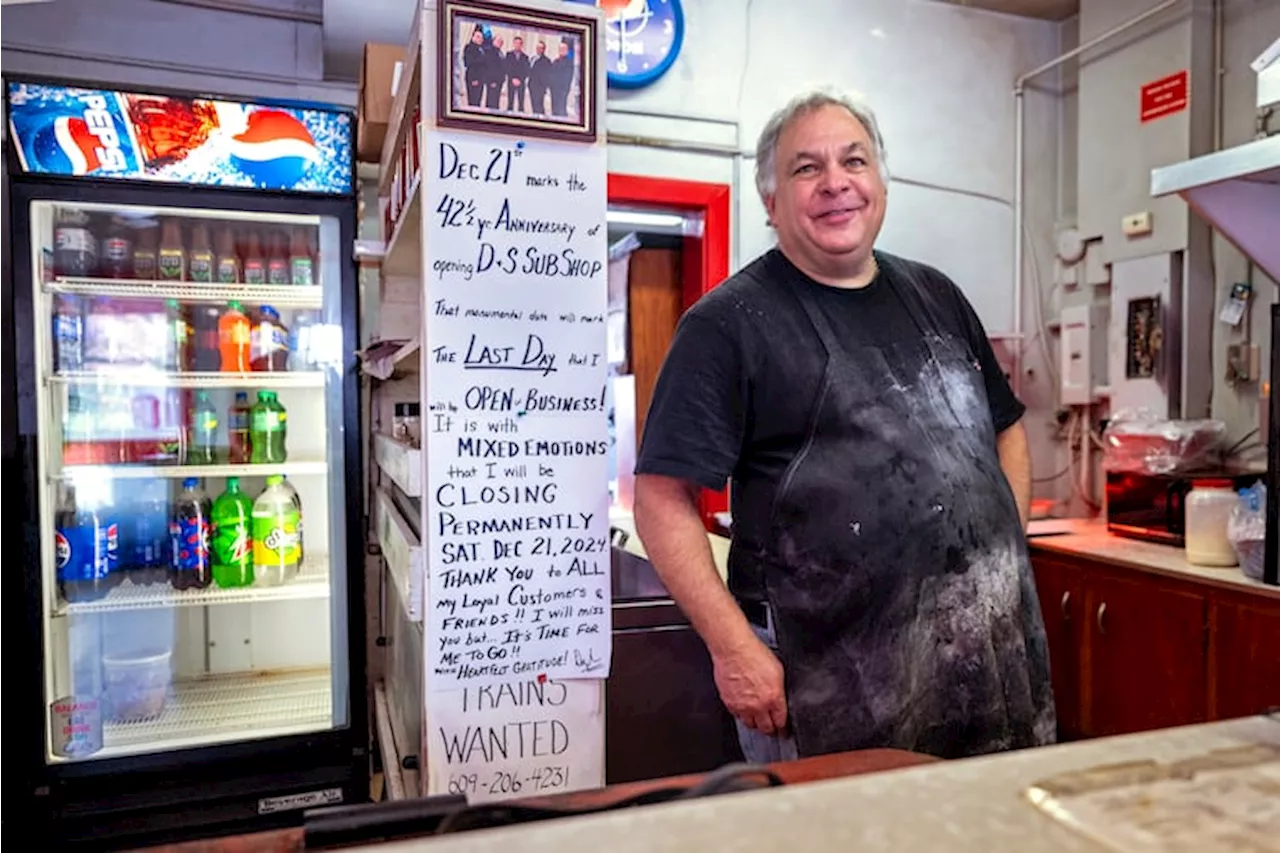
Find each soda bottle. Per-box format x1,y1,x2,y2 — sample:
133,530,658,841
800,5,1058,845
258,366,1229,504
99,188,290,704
133,226,159,280
186,390,219,465
249,390,287,463
279,475,304,566
250,305,290,372
126,479,170,585
189,304,222,371
52,292,85,373
188,222,214,283
211,477,254,588
228,391,251,463
100,217,134,279
216,227,240,283
170,478,211,590
158,218,186,280
218,301,251,372
55,481,119,602
243,233,266,284
166,299,191,372
53,207,98,278
289,228,314,286
252,475,299,586
267,231,289,285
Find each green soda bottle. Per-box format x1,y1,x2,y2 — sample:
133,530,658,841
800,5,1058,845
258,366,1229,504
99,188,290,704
249,390,287,463
211,477,254,588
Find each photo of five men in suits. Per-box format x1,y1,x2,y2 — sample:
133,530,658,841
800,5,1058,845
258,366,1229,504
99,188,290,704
458,21,581,121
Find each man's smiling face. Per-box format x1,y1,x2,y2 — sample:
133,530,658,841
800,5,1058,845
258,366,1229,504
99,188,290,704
764,104,887,281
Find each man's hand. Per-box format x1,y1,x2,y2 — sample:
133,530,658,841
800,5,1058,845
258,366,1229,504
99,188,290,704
713,637,788,735
634,473,789,736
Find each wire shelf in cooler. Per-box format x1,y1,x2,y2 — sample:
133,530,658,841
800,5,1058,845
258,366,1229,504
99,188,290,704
55,459,331,481
55,557,330,616
100,669,333,756
47,278,324,308
48,370,326,389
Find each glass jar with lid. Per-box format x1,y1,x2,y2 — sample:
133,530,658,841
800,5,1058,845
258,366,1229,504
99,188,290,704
1184,479,1239,567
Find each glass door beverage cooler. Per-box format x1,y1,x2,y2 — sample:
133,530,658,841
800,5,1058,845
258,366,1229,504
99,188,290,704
4,78,366,848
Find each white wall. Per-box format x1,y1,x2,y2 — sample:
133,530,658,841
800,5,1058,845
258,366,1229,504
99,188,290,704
0,0,356,107
600,0,1065,501
601,0,1063,339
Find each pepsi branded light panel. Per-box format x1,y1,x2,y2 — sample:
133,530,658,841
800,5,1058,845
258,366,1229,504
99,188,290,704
6,81,353,195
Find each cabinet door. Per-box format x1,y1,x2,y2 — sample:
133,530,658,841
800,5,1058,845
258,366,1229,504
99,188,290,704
1208,594,1280,720
1031,557,1084,741
1083,572,1208,737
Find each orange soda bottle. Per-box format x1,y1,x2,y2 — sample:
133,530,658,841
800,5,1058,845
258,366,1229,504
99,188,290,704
218,301,250,372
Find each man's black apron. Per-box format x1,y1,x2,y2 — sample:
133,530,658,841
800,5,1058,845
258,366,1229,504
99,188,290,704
729,252,1055,759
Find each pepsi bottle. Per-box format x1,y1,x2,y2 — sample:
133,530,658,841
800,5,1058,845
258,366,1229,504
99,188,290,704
53,207,98,278
170,478,211,590
55,481,120,603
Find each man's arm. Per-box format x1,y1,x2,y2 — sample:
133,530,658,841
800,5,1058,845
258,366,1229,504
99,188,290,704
634,474,787,734
997,419,1032,529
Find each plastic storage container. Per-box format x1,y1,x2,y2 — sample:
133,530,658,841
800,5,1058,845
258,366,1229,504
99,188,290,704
102,649,172,722
1184,480,1239,567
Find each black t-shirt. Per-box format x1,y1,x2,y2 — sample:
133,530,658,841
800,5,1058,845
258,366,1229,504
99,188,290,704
635,249,1025,493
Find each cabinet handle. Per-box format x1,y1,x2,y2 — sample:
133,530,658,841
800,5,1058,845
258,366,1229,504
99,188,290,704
1060,591,1071,621
1096,602,1107,635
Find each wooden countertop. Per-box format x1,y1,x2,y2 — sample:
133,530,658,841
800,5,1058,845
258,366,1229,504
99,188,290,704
349,716,1280,853
136,749,937,852
1028,518,1280,600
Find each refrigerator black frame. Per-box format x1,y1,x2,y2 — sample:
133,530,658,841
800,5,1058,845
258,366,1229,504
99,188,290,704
6,177,369,848
1266,303,1278,586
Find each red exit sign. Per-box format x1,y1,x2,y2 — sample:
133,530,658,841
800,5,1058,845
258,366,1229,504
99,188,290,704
1140,70,1189,123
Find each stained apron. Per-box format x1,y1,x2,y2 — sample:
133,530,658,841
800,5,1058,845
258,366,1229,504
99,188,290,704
732,254,1056,759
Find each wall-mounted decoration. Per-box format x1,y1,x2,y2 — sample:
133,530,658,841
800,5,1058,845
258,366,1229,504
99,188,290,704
565,0,684,89
438,0,598,143
6,80,353,195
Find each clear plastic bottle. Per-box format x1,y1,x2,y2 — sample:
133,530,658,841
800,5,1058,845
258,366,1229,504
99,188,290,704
278,476,304,567
1185,480,1239,567
186,391,219,465
252,475,300,586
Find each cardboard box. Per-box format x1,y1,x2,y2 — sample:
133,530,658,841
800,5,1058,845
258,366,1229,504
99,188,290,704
358,42,404,164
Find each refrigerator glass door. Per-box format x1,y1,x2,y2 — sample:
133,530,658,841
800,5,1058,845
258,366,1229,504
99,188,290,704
31,199,350,764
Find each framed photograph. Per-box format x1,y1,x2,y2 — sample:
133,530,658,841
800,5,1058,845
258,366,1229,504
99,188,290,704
438,0,598,143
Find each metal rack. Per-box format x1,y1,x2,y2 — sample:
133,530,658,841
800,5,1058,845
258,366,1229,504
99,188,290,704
47,278,324,308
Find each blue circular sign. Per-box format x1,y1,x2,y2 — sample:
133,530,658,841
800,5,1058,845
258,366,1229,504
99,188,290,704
566,0,684,89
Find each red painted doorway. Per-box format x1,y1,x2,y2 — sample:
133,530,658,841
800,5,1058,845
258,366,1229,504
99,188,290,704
607,173,732,528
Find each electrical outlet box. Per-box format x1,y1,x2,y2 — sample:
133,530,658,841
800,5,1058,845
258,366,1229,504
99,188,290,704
1122,211,1154,237
1060,303,1111,405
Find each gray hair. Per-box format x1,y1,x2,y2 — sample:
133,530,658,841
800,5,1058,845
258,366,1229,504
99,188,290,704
754,89,889,199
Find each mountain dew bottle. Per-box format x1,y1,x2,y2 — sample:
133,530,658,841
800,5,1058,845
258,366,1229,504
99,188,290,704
211,477,254,588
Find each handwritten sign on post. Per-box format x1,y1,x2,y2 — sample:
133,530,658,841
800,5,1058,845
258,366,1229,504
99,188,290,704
427,677,604,801
424,129,611,691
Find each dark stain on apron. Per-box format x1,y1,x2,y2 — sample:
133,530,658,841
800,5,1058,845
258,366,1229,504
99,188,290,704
738,253,1055,759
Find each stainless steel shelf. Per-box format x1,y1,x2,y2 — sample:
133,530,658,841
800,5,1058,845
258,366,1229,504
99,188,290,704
47,278,324,307
55,557,330,615
48,370,326,389
98,669,332,758
55,459,330,481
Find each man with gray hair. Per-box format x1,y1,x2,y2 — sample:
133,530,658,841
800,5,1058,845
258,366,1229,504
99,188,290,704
634,90,1056,761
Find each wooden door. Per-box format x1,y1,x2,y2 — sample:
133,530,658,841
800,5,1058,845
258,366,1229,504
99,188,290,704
1208,593,1280,720
1082,570,1208,737
1031,557,1084,741
626,247,683,444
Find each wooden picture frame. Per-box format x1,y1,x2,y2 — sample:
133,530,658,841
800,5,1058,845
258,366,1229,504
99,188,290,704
438,0,598,143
